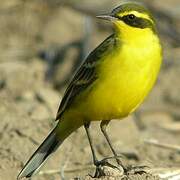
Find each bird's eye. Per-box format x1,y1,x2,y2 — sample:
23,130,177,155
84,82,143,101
127,14,135,20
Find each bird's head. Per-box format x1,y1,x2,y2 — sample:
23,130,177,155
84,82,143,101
97,2,157,41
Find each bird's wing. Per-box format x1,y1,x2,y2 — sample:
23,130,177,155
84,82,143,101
56,34,115,120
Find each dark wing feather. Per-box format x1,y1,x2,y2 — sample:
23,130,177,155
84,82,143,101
56,34,115,120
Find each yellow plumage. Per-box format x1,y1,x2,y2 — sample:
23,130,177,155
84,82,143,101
18,2,162,179
65,21,162,121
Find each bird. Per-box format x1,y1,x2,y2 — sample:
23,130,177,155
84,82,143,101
17,2,162,179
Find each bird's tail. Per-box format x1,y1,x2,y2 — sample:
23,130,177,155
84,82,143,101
17,117,81,179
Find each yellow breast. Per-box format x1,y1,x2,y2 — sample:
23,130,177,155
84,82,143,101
80,29,162,121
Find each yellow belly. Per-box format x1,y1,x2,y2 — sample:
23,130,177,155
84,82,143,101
73,41,162,121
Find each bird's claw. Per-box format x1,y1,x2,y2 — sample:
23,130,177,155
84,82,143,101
93,157,125,178
92,156,149,178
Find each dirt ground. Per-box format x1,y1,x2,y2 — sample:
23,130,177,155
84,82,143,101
0,0,180,180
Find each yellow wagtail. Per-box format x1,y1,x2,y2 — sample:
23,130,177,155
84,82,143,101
18,2,162,179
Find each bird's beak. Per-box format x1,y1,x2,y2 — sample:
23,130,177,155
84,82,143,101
96,14,116,21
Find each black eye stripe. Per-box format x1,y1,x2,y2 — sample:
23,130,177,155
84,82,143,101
121,15,155,31
112,13,155,32
123,14,136,20
113,14,136,20
127,14,135,19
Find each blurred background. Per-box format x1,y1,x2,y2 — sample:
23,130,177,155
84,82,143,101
0,0,180,179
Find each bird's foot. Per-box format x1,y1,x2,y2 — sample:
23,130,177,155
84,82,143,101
92,157,149,178
92,157,125,178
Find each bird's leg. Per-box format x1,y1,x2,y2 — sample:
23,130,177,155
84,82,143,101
84,122,99,166
100,120,123,167
84,122,119,178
